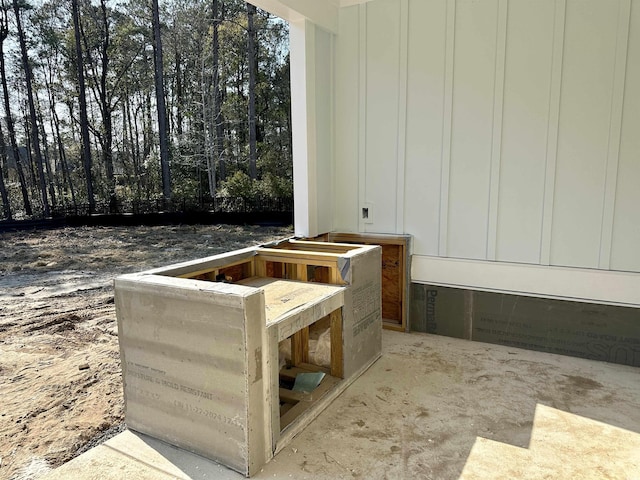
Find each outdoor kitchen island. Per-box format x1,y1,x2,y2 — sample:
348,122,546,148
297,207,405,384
114,240,382,477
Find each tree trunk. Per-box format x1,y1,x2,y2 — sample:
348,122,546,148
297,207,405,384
151,0,171,202
202,59,216,198
246,2,257,180
46,77,77,209
71,0,95,213
46,98,64,207
0,13,31,216
13,0,50,217
98,0,116,211
143,91,152,168
212,0,225,181
131,98,144,199
125,94,139,200
35,97,57,210
175,49,183,138
0,122,12,219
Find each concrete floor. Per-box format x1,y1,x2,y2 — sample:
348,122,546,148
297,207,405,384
43,331,640,479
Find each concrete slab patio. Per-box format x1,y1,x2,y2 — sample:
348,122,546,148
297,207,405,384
43,330,640,479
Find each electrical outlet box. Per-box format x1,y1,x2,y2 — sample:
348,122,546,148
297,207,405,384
361,203,374,224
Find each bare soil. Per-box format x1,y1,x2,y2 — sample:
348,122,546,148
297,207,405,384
0,224,292,480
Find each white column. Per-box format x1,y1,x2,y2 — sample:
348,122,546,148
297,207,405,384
290,19,318,237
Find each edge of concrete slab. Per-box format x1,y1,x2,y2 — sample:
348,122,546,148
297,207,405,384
41,429,243,480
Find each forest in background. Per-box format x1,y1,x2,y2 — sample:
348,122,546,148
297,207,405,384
0,0,292,220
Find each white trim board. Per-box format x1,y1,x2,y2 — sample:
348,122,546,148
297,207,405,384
412,255,640,308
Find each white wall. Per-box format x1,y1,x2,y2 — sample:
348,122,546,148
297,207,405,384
333,0,640,277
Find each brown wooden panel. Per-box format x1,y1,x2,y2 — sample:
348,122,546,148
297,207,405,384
381,244,402,322
219,262,250,282
312,266,330,283
266,261,284,278
318,232,409,331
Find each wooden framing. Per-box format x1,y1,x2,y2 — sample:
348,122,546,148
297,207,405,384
115,240,382,476
311,232,411,332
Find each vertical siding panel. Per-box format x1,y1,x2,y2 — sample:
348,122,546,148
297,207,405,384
334,7,360,232
550,0,620,268
396,0,409,233
447,0,498,260
438,0,456,256
599,0,631,269
333,0,639,274
540,0,566,265
486,0,508,260
611,0,640,273
404,0,448,256
364,0,401,234
357,5,367,232
496,0,556,264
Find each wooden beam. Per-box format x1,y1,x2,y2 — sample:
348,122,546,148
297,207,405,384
330,309,343,378
278,364,329,382
290,328,309,365
284,240,358,253
294,263,308,281
256,248,342,267
329,267,344,285
279,388,312,404
254,257,267,278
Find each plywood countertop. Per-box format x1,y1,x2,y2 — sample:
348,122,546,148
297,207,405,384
237,277,344,338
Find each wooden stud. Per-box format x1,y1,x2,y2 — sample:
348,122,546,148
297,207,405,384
290,329,309,366
301,328,309,363
330,308,343,378
256,248,342,268
294,263,308,281
254,257,267,278
279,388,311,404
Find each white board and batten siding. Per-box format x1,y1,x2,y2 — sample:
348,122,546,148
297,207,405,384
333,0,640,307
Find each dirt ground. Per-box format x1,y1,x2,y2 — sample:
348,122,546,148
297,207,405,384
0,224,292,480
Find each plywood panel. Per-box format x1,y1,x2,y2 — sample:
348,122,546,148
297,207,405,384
403,0,447,256
550,0,620,268
611,1,640,273
495,0,555,263
447,0,498,259
364,0,400,234
381,244,402,321
333,6,360,232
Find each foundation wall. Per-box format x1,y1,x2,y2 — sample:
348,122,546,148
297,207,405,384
410,283,640,368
